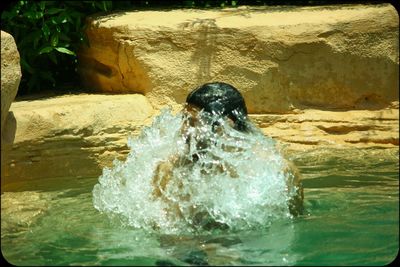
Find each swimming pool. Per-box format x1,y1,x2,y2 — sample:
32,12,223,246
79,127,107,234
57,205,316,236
1,147,398,265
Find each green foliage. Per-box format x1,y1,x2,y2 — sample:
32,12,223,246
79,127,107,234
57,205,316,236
1,1,114,94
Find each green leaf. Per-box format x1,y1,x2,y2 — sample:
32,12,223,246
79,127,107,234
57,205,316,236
42,23,50,39
39,46,54,54
55,47,76,56
46,8,64,15
25,11,37,20
60,11,73,23
51,34,59,47
60,17,68,24
36,11,44,19
39,2,45,11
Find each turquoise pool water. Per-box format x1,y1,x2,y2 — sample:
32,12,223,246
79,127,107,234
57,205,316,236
1,147,398,265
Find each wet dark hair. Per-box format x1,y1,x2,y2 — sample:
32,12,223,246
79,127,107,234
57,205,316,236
186,82,249,132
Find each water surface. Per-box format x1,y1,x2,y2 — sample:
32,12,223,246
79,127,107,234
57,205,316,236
2,101,398,266
2,147,398,266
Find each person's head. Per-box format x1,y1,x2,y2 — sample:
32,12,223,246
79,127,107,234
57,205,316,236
185,82,250,132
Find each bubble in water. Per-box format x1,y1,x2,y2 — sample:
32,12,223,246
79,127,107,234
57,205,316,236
93,108,300,234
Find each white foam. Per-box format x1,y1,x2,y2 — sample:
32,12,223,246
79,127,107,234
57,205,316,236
93,108,297,234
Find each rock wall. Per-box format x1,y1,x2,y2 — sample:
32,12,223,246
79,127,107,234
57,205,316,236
252,106,399,147
79,4,398,113
1,31,21,131
1,31,21,187
2,94,154,191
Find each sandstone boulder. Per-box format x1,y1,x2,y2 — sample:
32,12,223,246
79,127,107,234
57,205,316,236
79,4,398,113
1,94,154,191
1,30,21,135
1,31,21,186
252,105,399,150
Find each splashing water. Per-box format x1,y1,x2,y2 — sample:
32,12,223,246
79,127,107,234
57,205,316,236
92,108,298,234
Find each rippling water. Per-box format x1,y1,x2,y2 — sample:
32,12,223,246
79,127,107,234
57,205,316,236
1,110,398,265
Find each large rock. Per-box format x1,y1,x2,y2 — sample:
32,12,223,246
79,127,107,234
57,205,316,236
1,94,154,191
78,4,398,113
252,103,399,149
1,31,21,185
1,31,21,131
